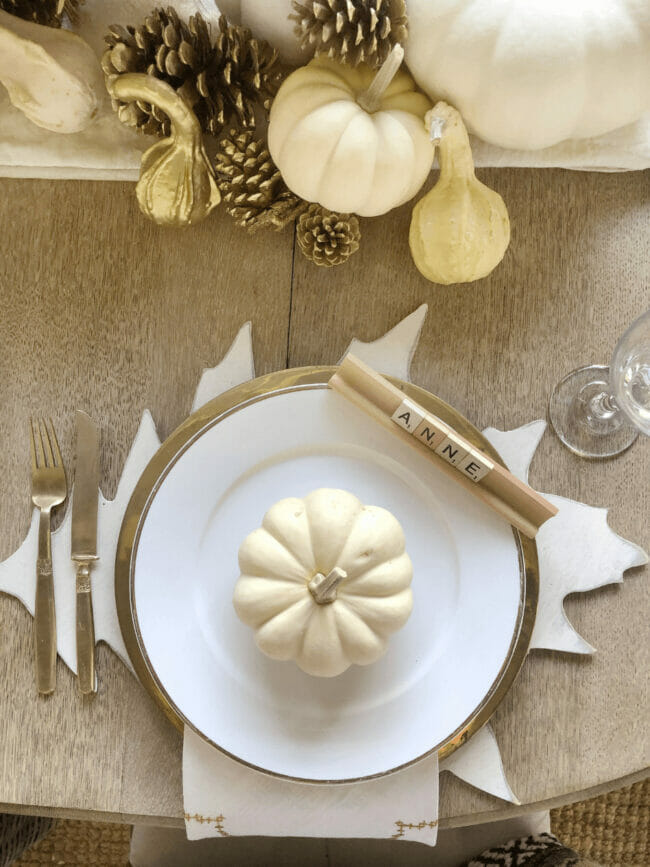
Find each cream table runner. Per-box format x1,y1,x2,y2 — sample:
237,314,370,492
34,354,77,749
0,1,648,178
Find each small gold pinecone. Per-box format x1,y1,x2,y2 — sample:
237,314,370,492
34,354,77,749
103,9,283,138
0,0,82,26
215,130,307,232
297,204,361,267
291,0,408,68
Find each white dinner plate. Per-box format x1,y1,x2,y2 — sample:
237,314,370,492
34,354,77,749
116,368,537,783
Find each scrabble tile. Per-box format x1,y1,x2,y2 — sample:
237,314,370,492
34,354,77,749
391,399,424,433
435,433,470,467
413,415,449,451
458,449,494,482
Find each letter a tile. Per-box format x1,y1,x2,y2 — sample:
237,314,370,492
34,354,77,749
391,399,424,433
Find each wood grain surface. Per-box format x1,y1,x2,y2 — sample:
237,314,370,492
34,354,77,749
0,170,647,829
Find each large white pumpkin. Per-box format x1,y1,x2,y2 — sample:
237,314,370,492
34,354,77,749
233,488,413,677
404,0,650,150
268,53,433,216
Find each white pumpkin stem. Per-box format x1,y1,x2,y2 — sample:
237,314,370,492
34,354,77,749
308,567,347,605
357,44,405,113
426,102,476,179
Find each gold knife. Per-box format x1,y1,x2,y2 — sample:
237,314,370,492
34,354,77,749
71,410,99,695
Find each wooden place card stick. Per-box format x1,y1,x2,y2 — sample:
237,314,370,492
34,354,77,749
329,354,558,539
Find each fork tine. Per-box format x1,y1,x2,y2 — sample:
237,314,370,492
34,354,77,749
33,418,46,467
29,418,38,471
45,418,63,468
39,419,54,467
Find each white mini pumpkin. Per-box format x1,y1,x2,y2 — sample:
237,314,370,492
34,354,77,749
404,0,650,150
267,50,433,217
233,488,413,677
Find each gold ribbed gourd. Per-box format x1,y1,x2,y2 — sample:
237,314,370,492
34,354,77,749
110,73,220,227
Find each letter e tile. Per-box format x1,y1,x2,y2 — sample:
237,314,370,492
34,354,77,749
458,450,493,482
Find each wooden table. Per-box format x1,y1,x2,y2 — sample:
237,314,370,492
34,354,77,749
0,170,648,837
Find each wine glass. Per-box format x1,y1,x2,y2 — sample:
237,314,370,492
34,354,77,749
549,308,650,458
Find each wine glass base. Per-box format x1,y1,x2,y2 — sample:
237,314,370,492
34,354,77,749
549,365,639,459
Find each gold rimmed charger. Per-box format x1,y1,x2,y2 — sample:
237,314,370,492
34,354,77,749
115,366,538,782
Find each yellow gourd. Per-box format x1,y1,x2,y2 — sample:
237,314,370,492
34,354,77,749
409,102,510,285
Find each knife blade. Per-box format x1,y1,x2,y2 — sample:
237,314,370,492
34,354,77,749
72,411,99,559
71,410,99,695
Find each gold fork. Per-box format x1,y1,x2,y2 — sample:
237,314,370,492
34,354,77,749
29,418,67,695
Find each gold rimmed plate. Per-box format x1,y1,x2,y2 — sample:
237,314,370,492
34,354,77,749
116,367,538,784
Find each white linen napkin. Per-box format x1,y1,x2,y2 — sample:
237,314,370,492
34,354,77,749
0,0,648,177
183,727,439,845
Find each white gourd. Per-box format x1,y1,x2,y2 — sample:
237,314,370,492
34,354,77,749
404,0,650,150
0,9,104,134
233,488,413,677
268,47,433,217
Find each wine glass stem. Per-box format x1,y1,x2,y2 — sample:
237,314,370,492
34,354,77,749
588,391,619,420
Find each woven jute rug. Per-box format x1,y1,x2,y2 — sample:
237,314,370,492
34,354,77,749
13,819,130,866
550,778,649,866
12,778,649,866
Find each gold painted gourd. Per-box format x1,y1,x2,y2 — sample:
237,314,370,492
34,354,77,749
233,488,413,677
109,74,220,227
267,46,433,217
409,102,510,285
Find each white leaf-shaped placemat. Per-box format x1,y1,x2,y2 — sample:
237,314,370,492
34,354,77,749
531,495,648,653
0,307,646,824
439,725,520,805
341,304,428,381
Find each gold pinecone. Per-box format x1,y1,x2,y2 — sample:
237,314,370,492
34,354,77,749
291,0,408,68
215,130,307,233
0,0,82,26
297,204,361,266
103,9,283,138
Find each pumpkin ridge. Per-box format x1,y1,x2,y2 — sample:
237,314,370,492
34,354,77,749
334,602,386,663
343,589,413,637
239,527,308,581
278,99,363,199
304,489,364,577
320,110,378,212
298,603,346,675
256,594,312,633
233,576,306,629
261,522,315,574
368,109,416,210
